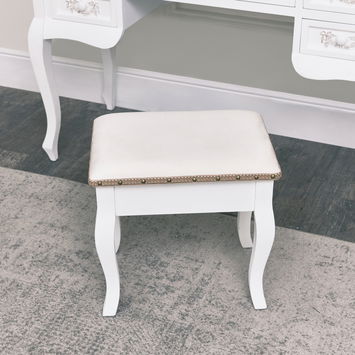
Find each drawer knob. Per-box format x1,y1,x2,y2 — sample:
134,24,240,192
66,0,100,16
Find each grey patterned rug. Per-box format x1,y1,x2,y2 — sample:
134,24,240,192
0,167,354,354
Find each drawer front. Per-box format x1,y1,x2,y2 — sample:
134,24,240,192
304,0,355,15
50,0,117,26
242,0,295,6
300,20,355,61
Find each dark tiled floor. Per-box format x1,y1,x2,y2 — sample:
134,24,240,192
0,86,354,242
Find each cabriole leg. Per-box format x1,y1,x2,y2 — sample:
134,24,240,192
248,181,275,309
115,216,121,254
101,46,117,110
95,187,120,316
237,211,253,248
28,19,61,161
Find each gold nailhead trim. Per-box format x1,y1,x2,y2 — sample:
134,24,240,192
88,172,282,187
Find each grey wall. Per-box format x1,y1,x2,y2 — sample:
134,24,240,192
2,1,355,103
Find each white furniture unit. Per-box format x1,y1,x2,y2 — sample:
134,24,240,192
89,110,282,316
29,0,355,161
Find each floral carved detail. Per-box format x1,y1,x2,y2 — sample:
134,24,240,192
320,31,355,49
337,0,355,4
65,0,100,16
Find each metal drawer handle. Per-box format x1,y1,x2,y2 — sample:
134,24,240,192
320,31,355,49
66,0,100,16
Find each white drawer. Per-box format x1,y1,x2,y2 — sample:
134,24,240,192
50,0,117,27
242,0,295,6
300,19,355,61
304,0,355,15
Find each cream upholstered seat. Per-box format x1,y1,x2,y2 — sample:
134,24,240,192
89,110,281,317
89,110,281,186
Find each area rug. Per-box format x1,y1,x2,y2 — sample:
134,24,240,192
0,167,354,354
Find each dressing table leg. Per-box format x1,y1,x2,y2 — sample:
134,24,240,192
101,46,117,110
28,19,61,161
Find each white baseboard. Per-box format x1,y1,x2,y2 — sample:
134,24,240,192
1,47,354,149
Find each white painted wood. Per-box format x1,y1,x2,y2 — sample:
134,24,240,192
29,0,164,159
43,0,123,48
248,181,275,310
237,211,253,248
28,19,61,161
95,187,120,316
172,3,293,29
304,0,355,15
292,0,355,81
44,18,124,49
164,0,296,16
301,8,355,25
27,0,355,159
239,0,295,6
292,51,355,81
301,19,355,61
2,48,355,149
114,216,121,253
95,179,276,315
30,0,124,160
114,182,256,216
101,46,117,110
50,0,119,27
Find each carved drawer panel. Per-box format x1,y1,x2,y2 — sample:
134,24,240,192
300,19,355,61
242,0,296,6
304,0,355,15
50,0,117,26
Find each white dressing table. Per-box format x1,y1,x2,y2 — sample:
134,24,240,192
29,0,355,161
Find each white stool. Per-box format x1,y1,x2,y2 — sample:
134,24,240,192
89,110,281,316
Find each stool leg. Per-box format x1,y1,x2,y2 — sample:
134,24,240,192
249,181,275,310
95,187,120,316
115,216,121,254
237,212,253,248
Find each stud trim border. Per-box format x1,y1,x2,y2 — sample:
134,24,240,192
89,172,282,187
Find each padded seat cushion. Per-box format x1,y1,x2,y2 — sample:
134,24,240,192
89,110,281,186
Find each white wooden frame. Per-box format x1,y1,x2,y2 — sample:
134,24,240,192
29,0,355,161
95,180,275,316
28,0,162,160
